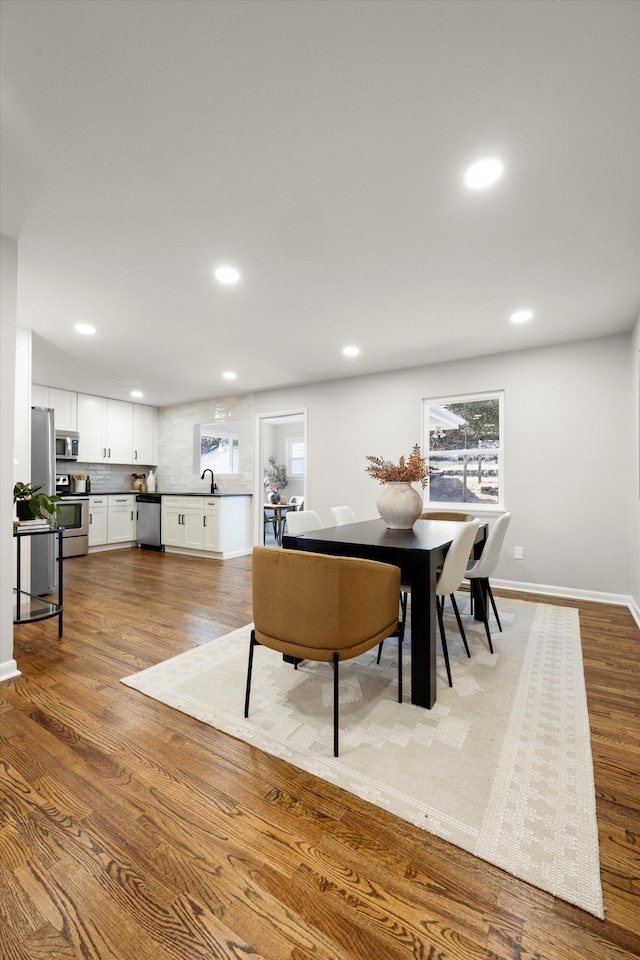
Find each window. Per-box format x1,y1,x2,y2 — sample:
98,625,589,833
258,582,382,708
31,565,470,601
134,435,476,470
200,427,239,474
424,392,503,509
287,437,305,477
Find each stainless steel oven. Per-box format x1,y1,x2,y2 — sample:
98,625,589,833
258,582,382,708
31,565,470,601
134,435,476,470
57,496,89,556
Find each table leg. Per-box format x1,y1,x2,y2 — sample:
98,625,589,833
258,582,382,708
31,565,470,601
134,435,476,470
471,530,488,621
408,554,439,709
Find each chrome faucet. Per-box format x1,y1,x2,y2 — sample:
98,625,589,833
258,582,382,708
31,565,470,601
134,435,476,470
201,468,217,494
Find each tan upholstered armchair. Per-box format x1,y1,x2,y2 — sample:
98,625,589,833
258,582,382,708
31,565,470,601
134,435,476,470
246,546,402,756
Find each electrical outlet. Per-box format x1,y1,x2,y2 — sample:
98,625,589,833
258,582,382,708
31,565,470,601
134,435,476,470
514,546,524,560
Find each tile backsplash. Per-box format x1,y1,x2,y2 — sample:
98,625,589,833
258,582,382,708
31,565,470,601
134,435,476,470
157,392,254,495
59,462,154,492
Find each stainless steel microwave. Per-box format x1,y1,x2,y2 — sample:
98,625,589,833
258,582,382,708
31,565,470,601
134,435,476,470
55,430,79,460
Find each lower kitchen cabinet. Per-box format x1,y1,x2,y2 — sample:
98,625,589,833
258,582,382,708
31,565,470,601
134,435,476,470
89,495,136,549
161,495,250,558
88,497,108,546
108,495,136,543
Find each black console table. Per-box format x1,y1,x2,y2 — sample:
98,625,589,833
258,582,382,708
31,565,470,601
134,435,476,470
13,526,64,638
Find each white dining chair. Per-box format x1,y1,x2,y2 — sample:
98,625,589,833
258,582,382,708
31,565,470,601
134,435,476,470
464,512,511,652
285,510,323,537
330,505,357,525
378,518,482,687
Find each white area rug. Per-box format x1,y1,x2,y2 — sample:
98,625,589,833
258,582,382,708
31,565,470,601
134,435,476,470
122,597,603,917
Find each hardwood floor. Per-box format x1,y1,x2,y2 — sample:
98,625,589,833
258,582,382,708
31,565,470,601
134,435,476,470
2,548,639,959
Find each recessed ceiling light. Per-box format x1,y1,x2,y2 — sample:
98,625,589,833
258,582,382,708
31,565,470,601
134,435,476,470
510,309,534,324
130,390,143,398
463,157,504,190
222,371,237,380
74,323,96,335
343,346,360,357
214,265,241,285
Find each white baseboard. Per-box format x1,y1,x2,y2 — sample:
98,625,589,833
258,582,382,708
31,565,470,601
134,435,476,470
494,578,640,627
0,658,21,682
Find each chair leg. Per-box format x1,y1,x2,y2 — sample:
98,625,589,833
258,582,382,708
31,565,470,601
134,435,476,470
436,595,452,687
474,582,494,654
244,629,258,717
397,626,403,703
450,594,471,657
333,652,339,757
487,580,502,631
377,590,407,664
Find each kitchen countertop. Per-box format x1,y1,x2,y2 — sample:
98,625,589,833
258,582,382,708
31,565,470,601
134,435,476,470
82,490,252,497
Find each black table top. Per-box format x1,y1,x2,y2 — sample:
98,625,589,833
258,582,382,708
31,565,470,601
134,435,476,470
284,517,479,552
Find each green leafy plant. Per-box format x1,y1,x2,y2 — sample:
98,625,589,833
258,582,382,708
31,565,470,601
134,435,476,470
13,482,62,521
365,444,431,488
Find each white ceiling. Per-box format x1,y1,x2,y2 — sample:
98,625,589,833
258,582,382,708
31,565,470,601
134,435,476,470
1,0,638,408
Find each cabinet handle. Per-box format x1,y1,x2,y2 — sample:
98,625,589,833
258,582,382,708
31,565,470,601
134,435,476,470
130,511,133,520
90,514,93,524
108,448,111,458
203,516,207,527
135,450,138,460
103,448,106,458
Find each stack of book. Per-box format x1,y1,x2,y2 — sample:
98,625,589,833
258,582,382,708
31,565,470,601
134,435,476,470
13,518,52,532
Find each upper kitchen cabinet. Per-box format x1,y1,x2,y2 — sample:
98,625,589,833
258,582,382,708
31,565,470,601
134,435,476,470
77,394,108,461
106,399,134,463
32,385,77,432
133,403,157,465
77,393,156,465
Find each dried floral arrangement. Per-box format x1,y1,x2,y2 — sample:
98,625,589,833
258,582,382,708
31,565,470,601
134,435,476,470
365,444,430,488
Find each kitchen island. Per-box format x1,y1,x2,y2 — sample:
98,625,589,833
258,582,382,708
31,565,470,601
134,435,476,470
160,493,252,559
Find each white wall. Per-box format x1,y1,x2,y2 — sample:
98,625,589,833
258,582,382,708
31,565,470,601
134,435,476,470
254,333,634,603
631,315,640,619
1,236,19,681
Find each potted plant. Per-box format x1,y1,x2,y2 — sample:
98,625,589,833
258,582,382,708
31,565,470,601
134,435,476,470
365,444,430,529
263,455,288,503
13,482,62,524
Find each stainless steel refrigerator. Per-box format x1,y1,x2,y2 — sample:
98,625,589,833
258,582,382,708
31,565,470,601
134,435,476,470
30,406,57,595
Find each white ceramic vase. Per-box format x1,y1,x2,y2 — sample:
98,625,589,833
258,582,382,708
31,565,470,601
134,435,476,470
376,482,422,529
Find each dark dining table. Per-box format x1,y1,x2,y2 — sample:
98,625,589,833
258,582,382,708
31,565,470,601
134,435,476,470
282,517,487,709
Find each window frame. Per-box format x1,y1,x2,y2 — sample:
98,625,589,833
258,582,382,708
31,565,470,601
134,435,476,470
422,391,505,513
287,436,305,478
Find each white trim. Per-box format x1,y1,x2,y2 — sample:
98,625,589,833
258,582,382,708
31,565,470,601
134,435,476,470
423,391,504,512
255,407,308,546
0,658,21,682
494,578,640,623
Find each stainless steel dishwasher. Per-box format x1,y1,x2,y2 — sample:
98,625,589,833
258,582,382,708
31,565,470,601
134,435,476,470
136,493,164,550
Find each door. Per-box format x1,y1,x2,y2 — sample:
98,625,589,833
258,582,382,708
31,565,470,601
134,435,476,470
256,409,307,546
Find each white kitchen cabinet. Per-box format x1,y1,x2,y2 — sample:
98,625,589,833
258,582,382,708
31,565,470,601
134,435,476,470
78,395,133,464
133,403,157,465
88,496,108,546
77,394,108,461
203,497,220,551
89,494,136,548
108,494,136,543
45,388,156,467
33,385,77,431
161,497,204,549
161,495,251,558
50,388,78,432
32,384,49,408
106,400,134,463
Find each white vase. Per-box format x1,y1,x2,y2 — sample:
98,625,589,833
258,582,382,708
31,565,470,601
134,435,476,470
376,482,422,529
